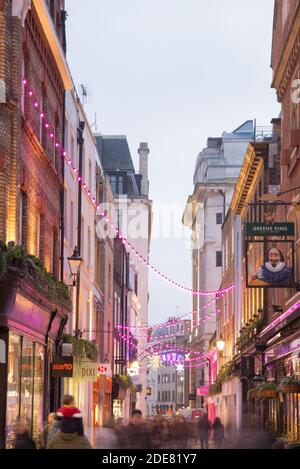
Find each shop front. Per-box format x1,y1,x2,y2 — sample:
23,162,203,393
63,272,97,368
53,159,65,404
251,310,300,443
0,271,69,448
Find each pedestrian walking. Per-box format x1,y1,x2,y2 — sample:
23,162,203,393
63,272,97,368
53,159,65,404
47,417,92,449
56,394,84,435
198,414,211,449
40,413,60,449
12,417,36,449
212,417,225,448
122,410,152,449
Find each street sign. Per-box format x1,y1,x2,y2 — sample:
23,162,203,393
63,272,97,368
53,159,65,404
246,222,294,237
51,356,73,378
188,393,196,401
197,386,209,397
74,362,99,382
115,358,126,365
98,364,112,377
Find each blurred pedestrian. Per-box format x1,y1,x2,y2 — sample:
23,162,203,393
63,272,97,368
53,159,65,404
47,417,92,449
123,410,152,449
40,412,60,449
12,417,36,449
56,394,84,435
212,417,225,448
198,414,211,449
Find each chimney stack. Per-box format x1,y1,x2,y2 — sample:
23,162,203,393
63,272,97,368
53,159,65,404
138,142,149,197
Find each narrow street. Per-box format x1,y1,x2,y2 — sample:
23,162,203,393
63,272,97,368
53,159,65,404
0,0,300,455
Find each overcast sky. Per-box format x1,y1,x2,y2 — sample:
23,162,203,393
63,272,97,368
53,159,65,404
65,0,280,325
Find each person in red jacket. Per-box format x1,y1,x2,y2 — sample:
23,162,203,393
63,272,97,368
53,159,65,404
56,395,84,436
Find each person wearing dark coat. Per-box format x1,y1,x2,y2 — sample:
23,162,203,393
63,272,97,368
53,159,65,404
198,414,211,449
212,417,225,448
47,417,92,449
122,410,152,449
12,418,36,449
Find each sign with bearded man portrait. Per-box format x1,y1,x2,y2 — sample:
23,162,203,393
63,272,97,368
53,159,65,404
246,242,294,288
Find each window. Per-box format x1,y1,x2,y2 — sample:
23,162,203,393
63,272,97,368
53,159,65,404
216,251,222,267
64,188,68,242
158,375,160,384
81,217,84,260
52,228,58,276
88,160,92,192
21,56,25,114
70,201,74,248
95,241,101,288
109,263,112,300
71,134,75,165
109,174,125,195
216,213,223,225
36,214,41,258
134,274,138,296
107,322,110,354
158,391,160,402
18,191,25,245
172,373,175,383
87,227,91,268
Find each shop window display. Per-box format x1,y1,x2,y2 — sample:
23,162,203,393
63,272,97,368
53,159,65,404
6,333,21,447
20,337,34,425
33,344,44,443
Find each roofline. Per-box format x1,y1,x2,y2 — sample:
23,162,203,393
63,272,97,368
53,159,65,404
32,0,72,90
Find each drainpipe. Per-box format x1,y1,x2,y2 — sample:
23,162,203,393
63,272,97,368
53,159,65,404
219,190,226,222
75,121,85,337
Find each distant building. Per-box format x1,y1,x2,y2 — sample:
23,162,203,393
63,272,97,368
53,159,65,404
182,121,255,409
146,319,191,416
95,135,152,421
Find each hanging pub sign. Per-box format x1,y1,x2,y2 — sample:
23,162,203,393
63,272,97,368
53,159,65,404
246,222,295,237
245,222,295,288
51,356,73,378
245,240,295,289
146,387,152,396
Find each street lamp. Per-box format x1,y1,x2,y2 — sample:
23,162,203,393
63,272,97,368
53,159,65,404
216,335,225,352
68,246,82,286
68,246,83,339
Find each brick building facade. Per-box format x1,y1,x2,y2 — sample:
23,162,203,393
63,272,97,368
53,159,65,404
0,0,72,448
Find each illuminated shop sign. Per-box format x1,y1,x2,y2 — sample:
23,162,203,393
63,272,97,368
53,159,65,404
246,223,295,237
51,356,73,378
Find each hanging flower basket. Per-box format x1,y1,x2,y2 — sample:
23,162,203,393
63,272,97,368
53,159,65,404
280,384,300,393
255,382,278,399
257,389,278,399
279,377,300,394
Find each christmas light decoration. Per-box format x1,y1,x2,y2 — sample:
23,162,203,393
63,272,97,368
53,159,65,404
176,363,184,372
149,354,163,369
22,77,236,298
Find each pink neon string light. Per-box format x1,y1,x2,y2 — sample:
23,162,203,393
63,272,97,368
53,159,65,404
23,77,235,297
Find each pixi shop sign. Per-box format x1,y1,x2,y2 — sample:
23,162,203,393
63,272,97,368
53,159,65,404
74,362,112,382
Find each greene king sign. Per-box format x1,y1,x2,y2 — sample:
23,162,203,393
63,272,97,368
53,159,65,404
246,223,294,237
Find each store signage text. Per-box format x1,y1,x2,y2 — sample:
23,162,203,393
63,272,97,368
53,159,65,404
51,356,73,378
246,222,294,237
